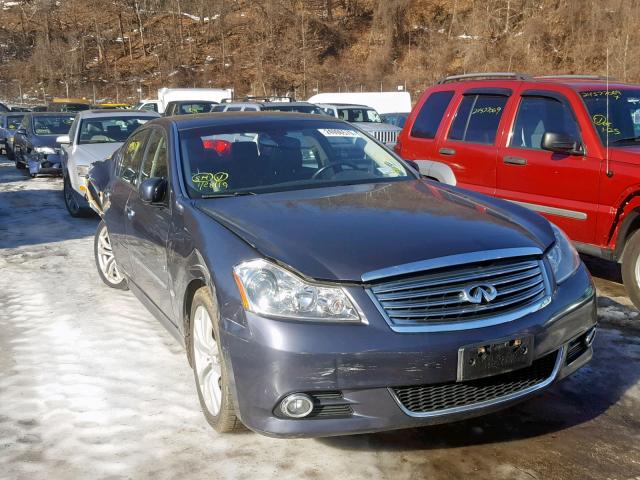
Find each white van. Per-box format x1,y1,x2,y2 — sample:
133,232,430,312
135,88,234,114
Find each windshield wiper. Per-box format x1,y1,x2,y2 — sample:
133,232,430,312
610,136,640,144
200,191,258,199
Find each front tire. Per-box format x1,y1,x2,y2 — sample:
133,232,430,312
621,230,640,309
93,221,128,290
190,287,243,433
64,176,91,217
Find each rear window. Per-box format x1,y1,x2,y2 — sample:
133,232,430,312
410,91,454,139
448,94,508,144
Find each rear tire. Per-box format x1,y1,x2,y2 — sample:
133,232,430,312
621,230,640,310
93,221,128,290
190,287,243,433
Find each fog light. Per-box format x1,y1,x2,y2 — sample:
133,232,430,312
279,393,314,418
584,327,596,347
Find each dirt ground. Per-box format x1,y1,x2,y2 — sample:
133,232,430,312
0,156,639,480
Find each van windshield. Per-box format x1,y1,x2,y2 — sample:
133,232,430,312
580,88,640,145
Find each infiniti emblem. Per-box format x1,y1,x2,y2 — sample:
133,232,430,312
461,284,498,304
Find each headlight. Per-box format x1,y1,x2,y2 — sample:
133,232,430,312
76,165,90,177
546,223,580,283
233,259,360,322
34,146,56,155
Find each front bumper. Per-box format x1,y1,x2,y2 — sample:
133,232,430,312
222,264,596,438
27,153,62,175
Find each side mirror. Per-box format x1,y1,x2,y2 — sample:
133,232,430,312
541,132,582,155
56,135,71,144
15,128,26,136
139,177,167,204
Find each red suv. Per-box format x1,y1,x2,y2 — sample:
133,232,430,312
397,72,640,308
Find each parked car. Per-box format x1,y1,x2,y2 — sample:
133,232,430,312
396,72,640,308
134,99,162,113
212,102,324,114
0,102,9,112
94,103,131,110
164,100,217,116
48,98,91,112
13,112,75,177
381,112,409,128
58,109,159,217
87,112,596,438
319,103,402,147
0,112,25,160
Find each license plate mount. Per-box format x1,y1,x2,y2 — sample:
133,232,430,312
457,335,534,382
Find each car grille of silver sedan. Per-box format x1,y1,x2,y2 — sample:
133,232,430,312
369,256,549,328
373,130,398,145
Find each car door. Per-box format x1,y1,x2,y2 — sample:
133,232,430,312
435,90,513,196
496,90,600,243
13,115,29,161
103,128,150,277
125,127,173,318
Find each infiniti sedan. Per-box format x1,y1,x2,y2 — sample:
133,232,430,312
88,112,596,438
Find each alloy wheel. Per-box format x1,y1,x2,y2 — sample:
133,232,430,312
96,225,123,284
192,305,223,416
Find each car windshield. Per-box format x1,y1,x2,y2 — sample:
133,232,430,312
337,108,382,123
78,116,152,144
180,120,412,198
177,102,215,114
32,115,75,135
580,88,640,145
261,105,324,115
7,115,24,130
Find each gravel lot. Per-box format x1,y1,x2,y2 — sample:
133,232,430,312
1,155,639,480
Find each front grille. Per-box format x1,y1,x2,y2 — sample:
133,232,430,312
392,351,558,414
374,129,398,145
370,256,548,327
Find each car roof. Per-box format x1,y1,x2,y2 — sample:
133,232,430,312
261,102,317,107
434,73,638,92
319,103,370,108
156,111,349,130
26,111,77,116
76,109,161,119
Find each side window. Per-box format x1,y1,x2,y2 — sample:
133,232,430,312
139,129,168,184
410,91,455,139
510,96,581,149
118,130,149,186
68,118,79,143
448,94,508,144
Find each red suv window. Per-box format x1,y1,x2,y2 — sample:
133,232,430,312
410,91,454,139
448,94,508,144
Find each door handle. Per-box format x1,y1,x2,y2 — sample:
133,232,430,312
503,156,527,166
126,206,135,220
439,147,456,156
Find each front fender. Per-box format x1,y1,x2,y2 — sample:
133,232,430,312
414,159,457,185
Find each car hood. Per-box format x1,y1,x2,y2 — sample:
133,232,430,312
74,143,123,164
196,180,554,282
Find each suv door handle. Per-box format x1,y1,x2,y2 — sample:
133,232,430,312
439,148,456,156
503,156,527,166
126,206,135,220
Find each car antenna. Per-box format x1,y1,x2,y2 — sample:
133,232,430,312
606,47,614,177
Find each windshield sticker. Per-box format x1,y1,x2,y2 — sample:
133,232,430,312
317,128,359,137
471,106,502,115
581,90,622,100
632,110,640,125
592,114,621,135
192,172,229,191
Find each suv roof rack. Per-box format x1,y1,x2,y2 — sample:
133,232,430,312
536,74,618,81
436,72,532,84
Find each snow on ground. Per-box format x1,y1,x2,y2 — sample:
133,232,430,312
0,156,639,480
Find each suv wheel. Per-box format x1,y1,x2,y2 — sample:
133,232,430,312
64,176,91,217
93,221,128,290
190,287,243,433
621,230,640,309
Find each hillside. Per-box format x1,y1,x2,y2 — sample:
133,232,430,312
0,0,638,104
